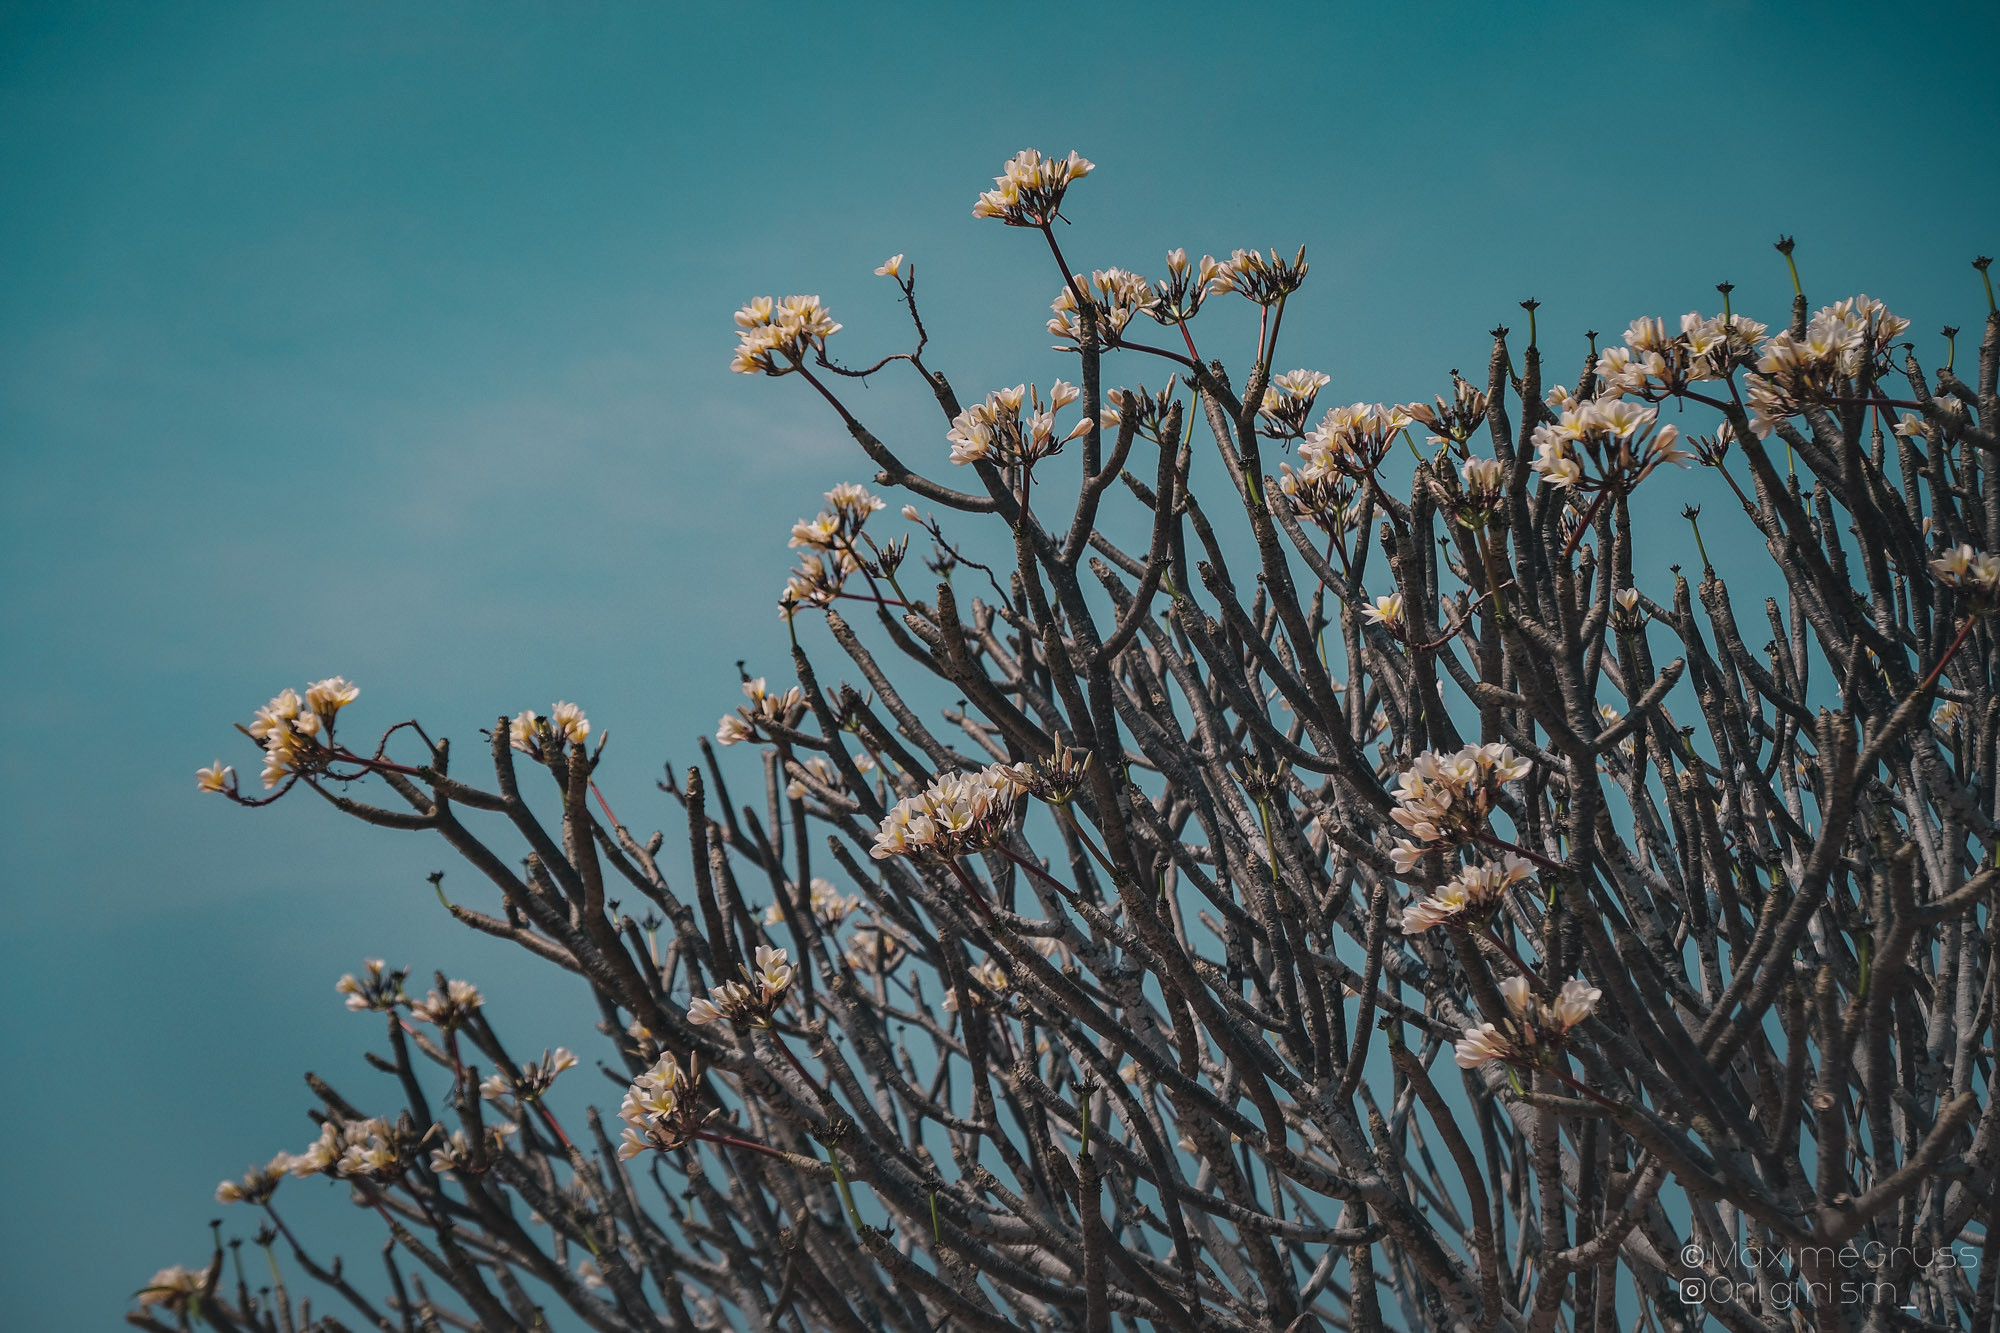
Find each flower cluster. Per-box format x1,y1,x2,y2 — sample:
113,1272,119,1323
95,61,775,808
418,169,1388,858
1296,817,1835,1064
971,148,1093,226
1529,398,1689,493
136,1266,211,1314
335,958,407,1012
717,676,807,745
287,1115,410,1181
409,979,483,1030
1388,743,1533,874
1408,376,1490,448
1210,246,1309,306
1049,269,1152,343
509,702,590,758
687,945,795,1029
1594,310,1768,397
730,295,841,376
429,1122,517,1174
1457,454,1506,516
1400,855,1533,934
869,761,1037,861
946,383,1094,468
1257,369,1331,439
214,1154,291,1206
764,877,862,928
1745,296,1909,437
1455,976,1602,1070
1299,401,1417,480
1105,383,1181,444
617,1051,710,1158
479,1048,578,1104
222,677,360,790
1931,544,2000,601
1141,248,1231,326
779,482,901,617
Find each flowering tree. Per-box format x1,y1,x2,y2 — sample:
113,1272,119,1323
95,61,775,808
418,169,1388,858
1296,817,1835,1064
143,152,2000,1333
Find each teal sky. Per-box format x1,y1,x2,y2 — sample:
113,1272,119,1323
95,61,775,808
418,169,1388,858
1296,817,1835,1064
3,2,1995,1326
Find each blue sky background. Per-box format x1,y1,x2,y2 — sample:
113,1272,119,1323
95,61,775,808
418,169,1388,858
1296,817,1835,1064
2,2,1996,1326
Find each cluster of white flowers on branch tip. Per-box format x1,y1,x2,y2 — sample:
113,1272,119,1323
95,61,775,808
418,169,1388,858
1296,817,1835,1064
1257,369,1331,439
1930,544,2000,598
1049,270,1152,343
336,957,407,1012
730,295,841,376
1407,376,1491,446
765,877,862,928
1141,248,1231,326
1592,309,1770,398
617,1050,710,1159
971,148,1093,226
1299,401,1418,481
478,1048,577,1104
509,701,589,758
214,1154,291,1206
946,382,1095,468
136,1266,211,1313
1105,383,1181,444
779,483,901,618
1209,246,1309,306
1455,976,1603,1069
223,677,359,790
1744,295,1909,437
869,761,1036,861
687,946,795,1029
408,978,483,1029
429,1122,517,1174
1528,398,1690,493
1388,743,1533,873
1400,855,1534,934
717,675,807,746
287,1115,408,1181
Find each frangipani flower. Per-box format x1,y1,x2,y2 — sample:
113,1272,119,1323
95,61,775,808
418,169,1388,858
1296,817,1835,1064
686,946,794,1029
972,148,1093,226
1455,976,1602,1069
617,1051,711,1159
870,762,1036,861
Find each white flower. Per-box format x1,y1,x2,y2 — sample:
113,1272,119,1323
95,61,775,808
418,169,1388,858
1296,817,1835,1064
731,294,841,375
1362,593,1403,628
875,254,904,278
1455,1023,1513,1068
1931,544,2000,595
869,762,1035,861
409,979,483,1029
1399,855,1532,934
617,1051,700,1158
550,701,589,744
304,677,360,716
195,760,234,794
717,714,755,746
972,148,1093,226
